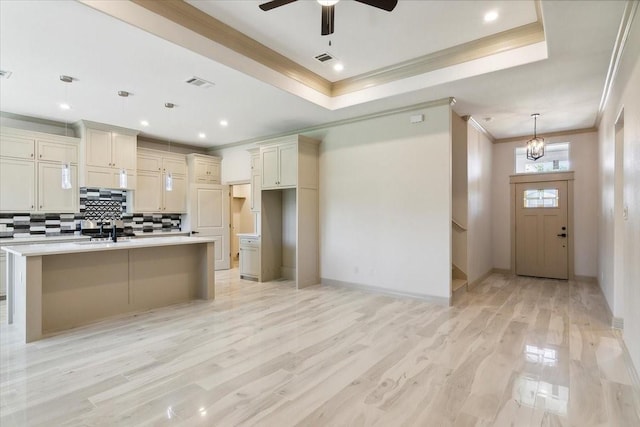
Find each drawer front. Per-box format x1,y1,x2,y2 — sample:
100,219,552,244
240,238,259,246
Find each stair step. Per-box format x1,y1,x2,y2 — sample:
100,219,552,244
452,279,468,292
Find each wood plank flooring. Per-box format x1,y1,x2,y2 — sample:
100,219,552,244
1,270,639,426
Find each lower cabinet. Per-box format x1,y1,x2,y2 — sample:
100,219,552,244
239,236,260,280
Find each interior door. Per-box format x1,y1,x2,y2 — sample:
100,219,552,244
515,181,568,279
190,184,230,270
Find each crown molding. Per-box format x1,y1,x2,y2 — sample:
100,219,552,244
595,0,638,127
494,126,598,144
210,97,454,150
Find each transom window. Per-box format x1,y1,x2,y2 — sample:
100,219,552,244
515,142,570,174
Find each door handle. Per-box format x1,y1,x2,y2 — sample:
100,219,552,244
557,233,567,237
191,231,199,234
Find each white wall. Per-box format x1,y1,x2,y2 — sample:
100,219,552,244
319,103,452,301
598,13,640,372
492,131,599,277
467,121,493,284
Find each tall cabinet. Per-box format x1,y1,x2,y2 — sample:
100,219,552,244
259,135,320,289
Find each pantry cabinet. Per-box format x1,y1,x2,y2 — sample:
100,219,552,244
135,148,187,213
186,153,221,184
75,121,138,190
0,128,79,213
258,135,320,289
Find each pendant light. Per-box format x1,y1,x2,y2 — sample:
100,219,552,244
165,102,174,192
118,90,130,189
60,75,73,190
526,113,545,161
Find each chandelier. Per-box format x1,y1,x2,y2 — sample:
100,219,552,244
526,113,545,161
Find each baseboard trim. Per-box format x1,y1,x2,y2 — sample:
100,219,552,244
492,268,512,275
321,278,451,306
612,317,624,330
574,275,598,283
468,269,494,290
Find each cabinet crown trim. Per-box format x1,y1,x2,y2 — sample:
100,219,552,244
186,153,221,161
257,135,320,147
73,120,139,136
1,127,80,144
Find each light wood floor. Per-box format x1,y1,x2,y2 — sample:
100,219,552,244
1,270,639,426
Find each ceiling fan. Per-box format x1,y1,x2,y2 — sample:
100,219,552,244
259,0,398,36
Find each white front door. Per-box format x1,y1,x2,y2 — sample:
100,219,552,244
515,181,569,279
190,184,230,270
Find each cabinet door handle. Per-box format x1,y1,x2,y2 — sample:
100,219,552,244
39,154,42,158
39,205,42,209
30,153,34,157
31,205,34,209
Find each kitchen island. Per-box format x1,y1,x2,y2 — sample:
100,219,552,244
2,236,215,342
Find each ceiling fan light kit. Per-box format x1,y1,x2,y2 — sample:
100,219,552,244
259,0,398,35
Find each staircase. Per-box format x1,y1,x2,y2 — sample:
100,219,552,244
452,263,468,301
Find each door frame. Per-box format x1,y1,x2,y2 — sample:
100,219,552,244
509,171,575,280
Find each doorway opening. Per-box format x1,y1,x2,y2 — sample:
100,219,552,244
229,183,254,268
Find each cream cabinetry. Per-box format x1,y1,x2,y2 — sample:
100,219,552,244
76,121,138,190
259,135,320,289
0,129,79,213
135,148,187,213
261,142,297,189
239,235,260,280
187,154,221,184
248,148,261,213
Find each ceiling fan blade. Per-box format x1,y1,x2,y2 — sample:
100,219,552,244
321,5,335,36
354,0,398,12
259,0,297,12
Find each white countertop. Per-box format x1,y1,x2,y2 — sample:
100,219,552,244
134,230,190,237
1,236,215,257
237,233,260,238
0,235,90,245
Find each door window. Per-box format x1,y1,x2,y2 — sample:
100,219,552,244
523,188,559,208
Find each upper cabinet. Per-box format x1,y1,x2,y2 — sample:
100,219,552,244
259,135,319,190
76,121,138,190
0,128,79,213
186,154,221,184
135,148,187,213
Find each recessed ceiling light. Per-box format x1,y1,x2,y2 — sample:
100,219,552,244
333,62,344,72
219,120,228,127
140,120,149,127
198,132,206,139
59,103,71,110
484,10,498,22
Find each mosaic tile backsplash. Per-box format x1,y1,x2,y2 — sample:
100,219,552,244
0,188,181,238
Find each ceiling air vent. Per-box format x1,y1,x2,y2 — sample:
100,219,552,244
0,70,12,79
314,52,334,63
185,76,214,89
